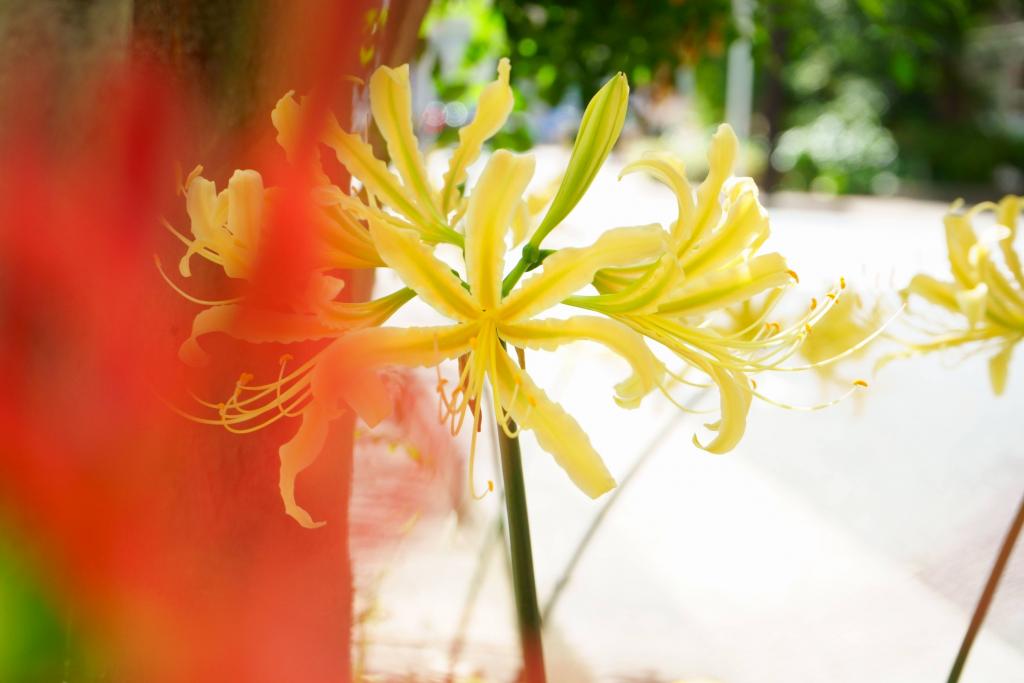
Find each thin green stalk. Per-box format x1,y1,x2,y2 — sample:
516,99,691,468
496,422,547,683
947,491,1024,683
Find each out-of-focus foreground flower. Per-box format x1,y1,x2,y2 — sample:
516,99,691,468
0,2,464,679
903,196,1023,394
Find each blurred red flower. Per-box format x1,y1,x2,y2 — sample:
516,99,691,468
0,4,461,681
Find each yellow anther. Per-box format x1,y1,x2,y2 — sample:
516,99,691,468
840,276,847,289
810,297,818,310
787,269,800,283
853,379,869,388
750,378,757,389
487,480,494,493
804,323,813,335
527,396,537,408
827,292,836,300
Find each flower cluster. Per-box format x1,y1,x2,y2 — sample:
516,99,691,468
169,60,863,527
903,196,1023,394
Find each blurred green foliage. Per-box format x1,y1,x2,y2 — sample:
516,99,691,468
424,0,1023,195
749,0,1024,193
422,0,534,150
495,0,732,105
0,533,100,682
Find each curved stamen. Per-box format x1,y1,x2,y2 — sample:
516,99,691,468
154,255,242,306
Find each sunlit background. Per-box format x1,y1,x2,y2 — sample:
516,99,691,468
1,1,1022,681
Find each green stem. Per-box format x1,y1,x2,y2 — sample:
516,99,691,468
502,245,554,296
947,491,1024,683
496,422,547,683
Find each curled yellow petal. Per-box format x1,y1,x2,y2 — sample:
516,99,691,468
180,175,228,276
658,252,793,317
271,91,303,162
498,316,662,408
180,170,264,279
904,274,959,312
979,256,1024,328
465,150,535,310
369,64,442,220
185,176,223,243
441,58,514,214
315,288,415,330
179,305,340,367
223,169,263,271
270,91,332,185
995,195,1023,287
955,283,988,328
500,224,666,322
573,253,685,315
688,356,753,454
682,189,768,277
684,124,739,253
620,152,695,248
316,204,384,268
324,118,458,244
491,349,616,498
989,343,1015,396
278,400,335,528
944,208,980,289
368,219,480,322
310,323,479,427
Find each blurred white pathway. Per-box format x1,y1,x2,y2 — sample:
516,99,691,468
361,149,1024,681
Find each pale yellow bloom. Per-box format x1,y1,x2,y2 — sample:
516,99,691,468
570,125,868,451
903,196,1024,394
276,58,629,260
166,105,410,528
247,59,667,527
797,288,887,381
725,284,889,389
279,149,667,526
171,58,870,529
176,167,265,279
169,165,383,281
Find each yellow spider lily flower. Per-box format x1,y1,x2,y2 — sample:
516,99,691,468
271,60,513,245
176,167,265,279
167,168,410,525
797,288,888,383
276,58,629,261
165,105,407,526
726,285,888,387
168,165,383,281
274,149,667,526
569,124,869,452
903,196,1024,394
